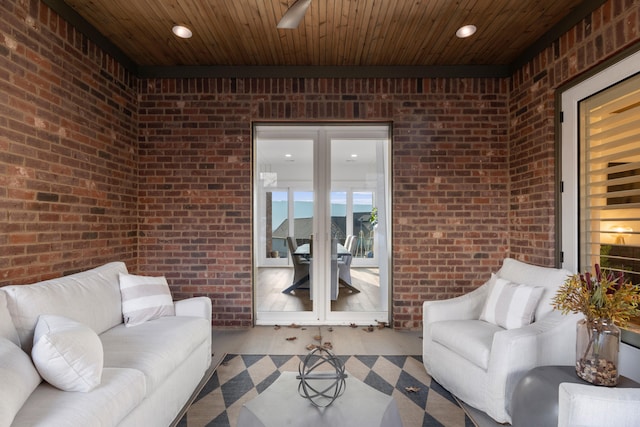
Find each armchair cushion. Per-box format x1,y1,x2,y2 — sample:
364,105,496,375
431,319,503,370
480,278,544,329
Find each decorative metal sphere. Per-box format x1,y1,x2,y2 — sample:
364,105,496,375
297,347,348,407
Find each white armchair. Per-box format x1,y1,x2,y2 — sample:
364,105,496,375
422,258,580,424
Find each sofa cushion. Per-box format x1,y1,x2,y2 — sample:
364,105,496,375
100,315,210,393
480,278,544,329
2,262,127,352
118,272,175,327
32,315,103,392
430,319,504,370
0,291,20,345
11,367,145,427
0,337,42,425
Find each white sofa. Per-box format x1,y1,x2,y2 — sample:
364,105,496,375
0,262,212,427
422,258,580,424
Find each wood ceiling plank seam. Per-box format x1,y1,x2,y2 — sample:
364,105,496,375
347,0,373,65
196,0,243,65
417,0,467,65
397,0,448,65
362,0,405,66
216,2,258,65
360,0,384,65
246,0,283,65
485,0,549,64
369,0,410,66
274,0,300,66
445,0,485,64
69,0,155,65
306,0,322,65
333,0,351,66
316,0,329,65
386,0,451,65
345,0,359,66
395,0,446,65
471,1,532,64
331,0,346,66
234,0,271,65
256,0,289,65
135,0,189,66
176,0,225,66
389,0,446,66
427,0,479,65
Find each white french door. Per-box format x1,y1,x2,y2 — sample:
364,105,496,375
253,124,391,325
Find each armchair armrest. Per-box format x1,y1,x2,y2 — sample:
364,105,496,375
558,383,640,427
423,284,489,325
486,310,582,418
174,297,212,323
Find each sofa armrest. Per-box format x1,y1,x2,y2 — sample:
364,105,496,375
423,284,489,326
174,297,212,323
558,383,640,427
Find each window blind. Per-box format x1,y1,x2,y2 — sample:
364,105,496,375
580,73,640,285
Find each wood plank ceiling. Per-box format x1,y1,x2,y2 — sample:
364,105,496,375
57,0,595,71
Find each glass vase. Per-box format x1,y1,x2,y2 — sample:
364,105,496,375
575,318,620,386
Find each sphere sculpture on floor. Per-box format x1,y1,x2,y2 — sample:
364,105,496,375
297,347,348,407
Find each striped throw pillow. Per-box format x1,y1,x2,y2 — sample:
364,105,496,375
480,278,544,329
119,273,175,327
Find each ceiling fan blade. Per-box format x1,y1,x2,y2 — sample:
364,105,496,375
277,0,312,29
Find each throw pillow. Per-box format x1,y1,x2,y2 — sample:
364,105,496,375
31,315,103,392
480,278,544,329
0,337,41,424
119,272,175,327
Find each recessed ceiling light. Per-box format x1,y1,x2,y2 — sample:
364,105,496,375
456,25,477,38
285,153,292,158
351,154,358,158
172,25,193,39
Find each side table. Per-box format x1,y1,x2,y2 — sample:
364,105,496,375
510,365,640,427
237,371,403,427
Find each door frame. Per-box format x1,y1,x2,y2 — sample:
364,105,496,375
252,123,392,325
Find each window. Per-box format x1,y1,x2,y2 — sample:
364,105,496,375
579,73,640,285
561,49,640,336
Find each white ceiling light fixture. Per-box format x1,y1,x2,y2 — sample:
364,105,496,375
277,0,312,29
456,25,477,38
172,25,193,39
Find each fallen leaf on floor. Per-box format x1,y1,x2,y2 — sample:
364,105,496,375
349,323,358,328
313,335,322,341
327,327,333,332
323,342,333,350
377,321,387,329
289,323,301,328
301,327,306,330
286,336,297,341
405,386,420,393
306,344,317,350
363,325,375,332
274,325,281,330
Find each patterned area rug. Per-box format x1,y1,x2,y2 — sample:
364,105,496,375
178,354,475,427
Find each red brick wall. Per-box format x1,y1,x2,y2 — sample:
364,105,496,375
2,0,639,329
138,78,510,327
508,0,640,266
0,1,138,285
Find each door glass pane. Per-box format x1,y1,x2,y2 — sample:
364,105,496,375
353,192,374,260
330,138,386,313
256,137,313,314
267,191,288,260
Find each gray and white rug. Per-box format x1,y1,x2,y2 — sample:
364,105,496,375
177,354,476,427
